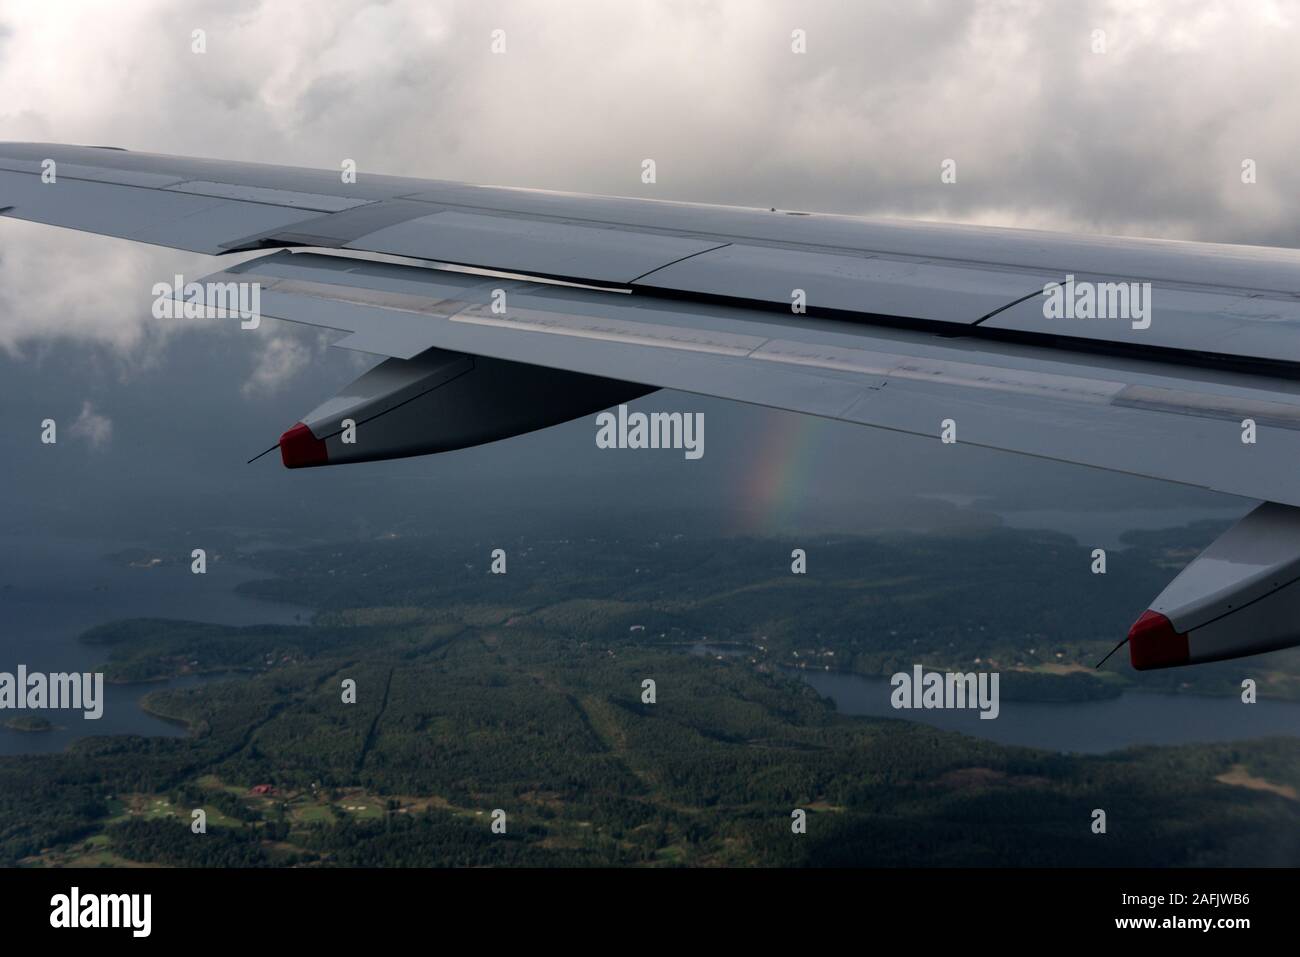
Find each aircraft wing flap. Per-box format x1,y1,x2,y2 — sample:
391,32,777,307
986,277,1300,363
340,209,731,285
0,169,331,254
161,180,375,213
0,155,188,188
633,242,1057,323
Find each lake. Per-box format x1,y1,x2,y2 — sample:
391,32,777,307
796,668,1300,753
0,535,306,755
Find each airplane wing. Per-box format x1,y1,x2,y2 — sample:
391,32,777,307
5,141,1300,670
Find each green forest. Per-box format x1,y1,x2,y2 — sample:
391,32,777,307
3,523,1299,867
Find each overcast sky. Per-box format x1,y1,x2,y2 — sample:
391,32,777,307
0,0,1281,542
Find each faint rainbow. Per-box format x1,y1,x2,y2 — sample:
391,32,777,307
733,411,833,536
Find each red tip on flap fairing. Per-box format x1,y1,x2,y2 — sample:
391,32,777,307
1128,610,1190,670
279,422,328,469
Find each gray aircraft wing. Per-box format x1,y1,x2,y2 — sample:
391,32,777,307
189,249,1300,508
6,142,1300,669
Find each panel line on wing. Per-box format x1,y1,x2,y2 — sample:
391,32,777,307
626,242,734,284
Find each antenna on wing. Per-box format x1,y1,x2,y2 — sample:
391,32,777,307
1094,635,1129,669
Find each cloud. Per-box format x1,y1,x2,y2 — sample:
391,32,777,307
67,400,111,448
0,0,1298,354
0,219,221,355
241,331,313,397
